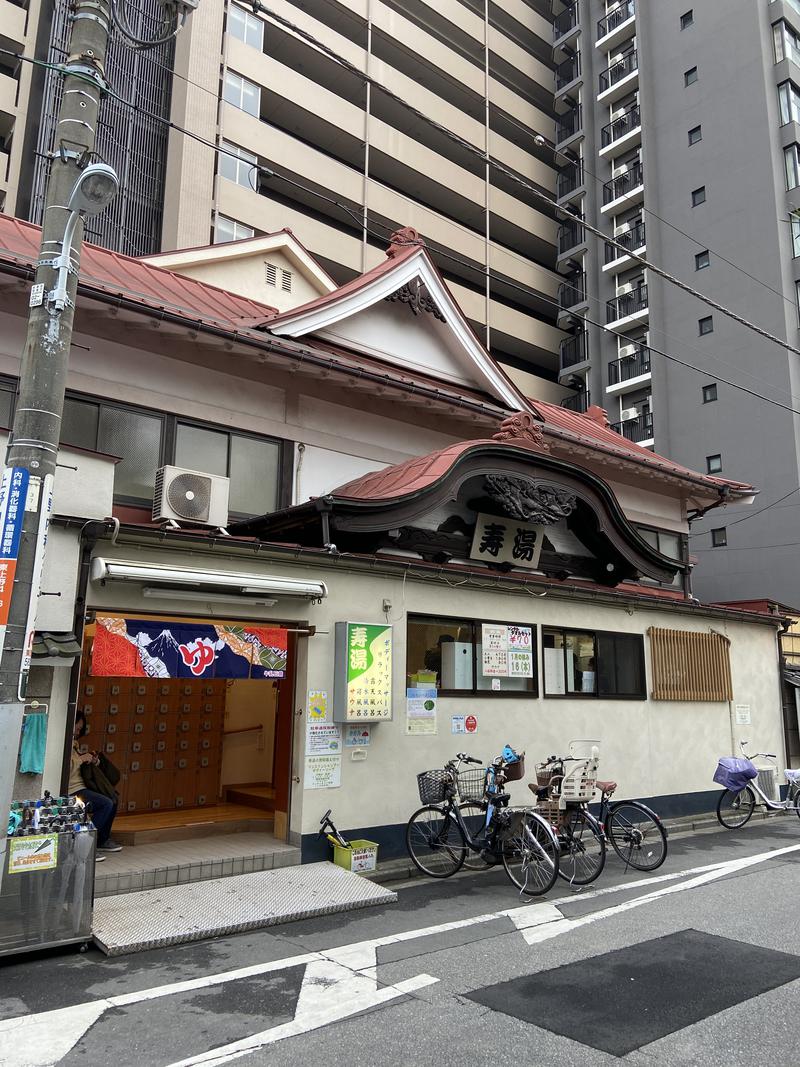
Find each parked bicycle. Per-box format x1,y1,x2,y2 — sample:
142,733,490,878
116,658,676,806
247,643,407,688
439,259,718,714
406,749,560,895
714,739,800,828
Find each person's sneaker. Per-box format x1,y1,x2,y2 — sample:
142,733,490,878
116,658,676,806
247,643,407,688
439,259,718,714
95,853,106,862
98,839,122,852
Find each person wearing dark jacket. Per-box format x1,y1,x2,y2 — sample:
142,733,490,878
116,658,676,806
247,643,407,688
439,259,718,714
68,712,122,857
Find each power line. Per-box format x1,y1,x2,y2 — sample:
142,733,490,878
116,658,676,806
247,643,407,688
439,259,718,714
694,540,800,552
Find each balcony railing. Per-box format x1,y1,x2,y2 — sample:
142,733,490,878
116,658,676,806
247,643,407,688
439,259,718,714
598,49,638,94
610,411,653,443
608,345,651,385
556,106,582,143
598,0,635,40
559,274,586,310
602,160,643,204
556,52,581,90
607,284,648,322
554,2,579,39
559,217,585,255
560,331,588,370
604,220,646,262
557,160,584,198
601,103,641,148
561,391,591,413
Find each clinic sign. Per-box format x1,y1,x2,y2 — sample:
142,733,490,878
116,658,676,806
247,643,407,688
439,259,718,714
0,467,30,661
333,622,393,722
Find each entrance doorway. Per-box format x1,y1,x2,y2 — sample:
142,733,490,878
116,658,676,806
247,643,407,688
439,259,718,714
74,616,296,843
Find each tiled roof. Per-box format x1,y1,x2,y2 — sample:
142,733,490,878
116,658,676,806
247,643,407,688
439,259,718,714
0,213,278,330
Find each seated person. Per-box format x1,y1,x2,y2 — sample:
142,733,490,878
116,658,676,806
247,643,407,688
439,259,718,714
68,712,122,858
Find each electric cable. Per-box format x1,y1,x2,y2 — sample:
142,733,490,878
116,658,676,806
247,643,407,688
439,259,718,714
109,0,187,50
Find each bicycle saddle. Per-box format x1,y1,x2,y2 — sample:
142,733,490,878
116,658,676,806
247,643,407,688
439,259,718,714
596,780,617,794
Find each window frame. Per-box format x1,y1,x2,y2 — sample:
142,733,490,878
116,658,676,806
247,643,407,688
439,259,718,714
702,383,718,403
785,143,800,190
684,66,698,86
691,186,706,206
711,527,728,547
406,612,539,699
699,315,714,335
223,70,260,117
542,626,646,700
688,125,702,145
219,140,258,190
214,215,255,244
706,453,723,474
228,3,264,49
694,249,710,270
680,10,694,30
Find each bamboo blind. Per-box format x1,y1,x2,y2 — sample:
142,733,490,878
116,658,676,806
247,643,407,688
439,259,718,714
648,627,733,701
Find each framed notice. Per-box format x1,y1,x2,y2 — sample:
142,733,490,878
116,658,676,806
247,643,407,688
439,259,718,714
333,622,393,722
480,623,533,679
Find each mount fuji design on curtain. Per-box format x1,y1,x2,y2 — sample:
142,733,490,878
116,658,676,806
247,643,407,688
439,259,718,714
91,616,288,679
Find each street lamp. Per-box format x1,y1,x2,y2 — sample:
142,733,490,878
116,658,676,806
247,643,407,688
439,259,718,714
50,162,119,311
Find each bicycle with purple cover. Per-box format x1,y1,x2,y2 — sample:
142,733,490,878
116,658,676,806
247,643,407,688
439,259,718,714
714,739,800,828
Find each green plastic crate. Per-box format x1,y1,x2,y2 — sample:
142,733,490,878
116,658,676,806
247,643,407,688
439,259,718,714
333,839,379,874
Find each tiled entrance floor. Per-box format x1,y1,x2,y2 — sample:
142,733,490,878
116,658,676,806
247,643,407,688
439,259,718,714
94,832,300,898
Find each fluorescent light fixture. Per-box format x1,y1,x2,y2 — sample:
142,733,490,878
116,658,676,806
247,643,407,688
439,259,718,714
142,587,277,607
91,558,327,600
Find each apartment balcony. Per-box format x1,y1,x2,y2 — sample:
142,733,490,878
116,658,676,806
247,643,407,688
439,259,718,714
556,106,583,148
561,390,591,414
603,220,646,273
610,411,654,446
554,2,580,47
606,344,652,393
559,331,589,372
558,273,588,312
606,284,649,329
599,103,641,158
597,49,639,104
557,216,586,258
557,159,584,203
555,52,582,96
596,1,636,52
601,160,644,213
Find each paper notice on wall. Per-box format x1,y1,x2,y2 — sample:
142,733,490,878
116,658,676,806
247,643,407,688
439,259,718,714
303,754,342,789
451,715,466,734
306,721,342,755
509,650,534,677
406,687,437,735
735,704,751,725
308,690,329,721
481,623,533,678
508,625,532,651
345,725,371,747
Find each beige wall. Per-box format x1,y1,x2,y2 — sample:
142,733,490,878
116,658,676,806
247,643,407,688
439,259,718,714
221,679,278,786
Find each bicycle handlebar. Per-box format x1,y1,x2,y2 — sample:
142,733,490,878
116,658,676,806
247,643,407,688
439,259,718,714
455,753,483,764
739,740,777,760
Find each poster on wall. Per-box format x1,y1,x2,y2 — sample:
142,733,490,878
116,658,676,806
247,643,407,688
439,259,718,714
0,467,29,662
481,623,533,679
333,622,392,722
406,688,437,735
308,690,329,721
91,617,288,679
306,721,342,756
345,725,371,747
304,753,342,789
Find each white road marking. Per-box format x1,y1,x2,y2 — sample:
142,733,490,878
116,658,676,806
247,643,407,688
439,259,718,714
3,838,798,1067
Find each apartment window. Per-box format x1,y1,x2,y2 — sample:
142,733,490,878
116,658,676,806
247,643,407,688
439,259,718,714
219,141,257,190
702,383,718,403
542,628,646,699
711,527,728,547
175,423,281,517
228,3,264,49
214,215,255,244
691,186,706,206
680,10,693,29
699,315,714,335
688,125,702,145
706,454,722,474
774,21,800,66
791,213,800,257
684,66,698,86
796,279,800,323
223,71,260,117
636,527,681,561
406,615,537,696
694,250,710,271
786,144,800,189
649,627,732,701
779,81,800,125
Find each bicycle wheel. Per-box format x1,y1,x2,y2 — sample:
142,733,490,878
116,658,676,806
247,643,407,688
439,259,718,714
501,811,559,896
406,804,467,878
458,802,493,870
607,802,667,871
557,808,606,885
790,784,800,820
716,787,756,829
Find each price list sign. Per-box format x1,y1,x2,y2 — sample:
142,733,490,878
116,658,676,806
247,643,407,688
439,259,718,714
333,622,393,722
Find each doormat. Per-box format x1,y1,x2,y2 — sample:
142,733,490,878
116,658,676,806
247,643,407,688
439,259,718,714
466,928,800,1056
92,861,397,956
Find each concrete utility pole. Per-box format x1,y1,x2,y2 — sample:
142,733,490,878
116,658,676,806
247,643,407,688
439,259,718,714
0,0,199,880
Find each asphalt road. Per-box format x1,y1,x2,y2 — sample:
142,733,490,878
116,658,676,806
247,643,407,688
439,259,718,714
2,818,800,1066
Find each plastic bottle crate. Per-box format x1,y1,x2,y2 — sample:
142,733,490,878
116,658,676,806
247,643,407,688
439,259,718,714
333,840,379,874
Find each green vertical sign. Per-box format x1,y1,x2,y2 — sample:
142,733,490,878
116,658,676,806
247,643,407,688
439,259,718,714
334,622,392,721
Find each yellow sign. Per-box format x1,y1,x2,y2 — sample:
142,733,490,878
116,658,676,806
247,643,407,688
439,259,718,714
9,833,59,873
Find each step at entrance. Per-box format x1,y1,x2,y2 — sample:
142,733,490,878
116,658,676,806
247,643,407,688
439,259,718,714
92,862,398,955
224,783,276,811
113,803,274,846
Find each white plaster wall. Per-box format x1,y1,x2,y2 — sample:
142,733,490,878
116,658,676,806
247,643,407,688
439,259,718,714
295,446,388,503
41,666,72,796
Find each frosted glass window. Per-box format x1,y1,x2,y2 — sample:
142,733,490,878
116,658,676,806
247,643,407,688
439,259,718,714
98,407,163,501
229,435,280,516
175,425,228,476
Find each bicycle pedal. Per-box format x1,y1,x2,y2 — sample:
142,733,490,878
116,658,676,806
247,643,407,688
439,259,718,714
480,849,502,866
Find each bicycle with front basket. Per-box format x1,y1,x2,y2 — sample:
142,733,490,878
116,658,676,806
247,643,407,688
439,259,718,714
715,739,800,828
405,749,560,895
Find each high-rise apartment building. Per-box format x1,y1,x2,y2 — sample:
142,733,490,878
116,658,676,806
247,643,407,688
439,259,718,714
553,0,800,603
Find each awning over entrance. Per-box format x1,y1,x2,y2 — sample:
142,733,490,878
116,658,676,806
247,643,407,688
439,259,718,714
90,558,327,601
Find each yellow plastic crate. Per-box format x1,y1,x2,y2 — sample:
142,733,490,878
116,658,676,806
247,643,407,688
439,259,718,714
333,839,379,874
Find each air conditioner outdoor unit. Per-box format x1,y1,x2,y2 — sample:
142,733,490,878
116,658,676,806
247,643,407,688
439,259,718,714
618,343,637,359
756,767,780,804
620,407,638,421
153,466,230,527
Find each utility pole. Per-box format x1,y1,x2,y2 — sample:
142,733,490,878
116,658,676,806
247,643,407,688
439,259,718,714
0,0,196,883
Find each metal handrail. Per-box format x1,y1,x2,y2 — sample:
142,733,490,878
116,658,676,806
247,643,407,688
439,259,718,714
554,2,579,39
559,217,585,254
598,0,635,40
602,160,644,204
556,106,582,143
599,49,638,93
559,275,586,310
556,51,581,89
604,220,646,262
606,284,648,322
558,160,584,198
607,345,651,384
601,103,641,148
560,332,588,369
610,411,653,442
561,391,591,413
